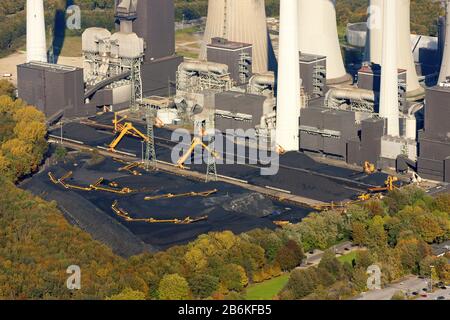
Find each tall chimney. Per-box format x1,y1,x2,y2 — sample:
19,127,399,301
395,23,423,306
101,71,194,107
297,0,349,84
379,0,400,137
276,0,301,151
439,0,450,83
366,0,423,97
26,0,47,63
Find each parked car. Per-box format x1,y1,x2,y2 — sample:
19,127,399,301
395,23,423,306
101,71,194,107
436,296,445,300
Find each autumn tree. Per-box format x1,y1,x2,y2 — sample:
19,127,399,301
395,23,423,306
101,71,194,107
158,274,190,300
274,240,305,271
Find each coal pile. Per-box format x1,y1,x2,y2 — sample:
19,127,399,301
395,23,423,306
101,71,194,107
22,153,310,256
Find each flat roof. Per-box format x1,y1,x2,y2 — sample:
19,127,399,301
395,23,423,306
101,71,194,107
19,61,81,73
208,38,252,50
299,52,326,62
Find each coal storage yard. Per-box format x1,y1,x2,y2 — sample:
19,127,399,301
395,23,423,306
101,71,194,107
49,113,390,202
29,113,394,256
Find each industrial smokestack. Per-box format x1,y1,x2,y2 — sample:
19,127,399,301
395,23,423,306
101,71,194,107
439,0,450,83
276,0,301,151
297,0,350,84
26,0,47,63
200,0,270,73
366,0,423,97
379,0,400,137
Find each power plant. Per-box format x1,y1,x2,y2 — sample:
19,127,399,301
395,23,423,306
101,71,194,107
15,0,450,188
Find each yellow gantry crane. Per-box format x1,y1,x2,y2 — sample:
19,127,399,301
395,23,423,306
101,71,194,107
111,200,208,224
177,137,220,169
144,189,218,201
109,113,150,152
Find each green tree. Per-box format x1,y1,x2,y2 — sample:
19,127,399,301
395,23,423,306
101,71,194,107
108,288,146,300
188,274,219,299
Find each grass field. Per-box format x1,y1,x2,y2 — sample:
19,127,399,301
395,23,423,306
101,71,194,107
245,274,290,300
337,251,359,265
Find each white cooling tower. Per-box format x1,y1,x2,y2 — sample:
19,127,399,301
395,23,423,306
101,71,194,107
276,0,301,151
379,0,400,137
439,1,450,83
366,0,423,97
200,0,269,73
297,0,349,84
26,0,47,63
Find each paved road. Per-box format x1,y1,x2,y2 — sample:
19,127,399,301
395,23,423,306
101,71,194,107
357,275,449,300
297,241,362,269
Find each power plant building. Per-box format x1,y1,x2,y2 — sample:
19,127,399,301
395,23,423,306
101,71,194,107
207,38,253,86
17,62,85,119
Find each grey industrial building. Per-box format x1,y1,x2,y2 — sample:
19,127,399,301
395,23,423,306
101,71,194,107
18,0,182,119
207,38,253,86
124,0,183,97
418,84,450,182
299,107,360,160
299,53,327,99
214,91,267,132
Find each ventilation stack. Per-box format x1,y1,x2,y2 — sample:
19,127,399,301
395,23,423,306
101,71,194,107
26,0,47,63
297,0,350,84
276,0,301,151
439,0,450,83
379,0,400,137
366,0,423,98
200,0,270,73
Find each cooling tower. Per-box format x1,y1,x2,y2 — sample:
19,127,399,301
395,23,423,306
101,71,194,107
439,1,450,83
297,0,349,84
366,0,423,97
379,0,400,137
26,0,47,63
276,0,301,151
200,0,270,73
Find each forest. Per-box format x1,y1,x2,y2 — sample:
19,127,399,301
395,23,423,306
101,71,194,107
0,0,444,57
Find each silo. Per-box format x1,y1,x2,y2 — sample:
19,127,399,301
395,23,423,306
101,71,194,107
366,0,423,97
26,0,47,63
297,0,350,84
200,0,270,73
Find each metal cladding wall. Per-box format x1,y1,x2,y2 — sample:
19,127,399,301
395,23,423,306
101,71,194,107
299,107,358,159
133,0,175,61
360,118,385,165
299,53,327,98
17,63,86,118
214,91,266,132
297,0,349,83
200,0,270,73
418,103,450,181
141,55,183,97
365,0,423,97
424,86,450,139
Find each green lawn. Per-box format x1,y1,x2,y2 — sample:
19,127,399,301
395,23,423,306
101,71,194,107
337,251,359,265
245,274,290,300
